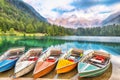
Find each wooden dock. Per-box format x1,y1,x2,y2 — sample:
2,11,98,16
0,78,70,80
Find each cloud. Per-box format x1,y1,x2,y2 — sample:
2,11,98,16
23,0,74,19
23,0,120,21
60,3,120,21
71,0,120,9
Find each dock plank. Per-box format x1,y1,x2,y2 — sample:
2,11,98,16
0,78,70,80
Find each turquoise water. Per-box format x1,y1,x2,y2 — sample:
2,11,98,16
0,36,120,56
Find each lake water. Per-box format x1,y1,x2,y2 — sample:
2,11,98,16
0,36,120,55
0,36,120,79
51,36,120,43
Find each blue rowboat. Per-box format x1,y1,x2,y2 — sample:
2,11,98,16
0,47,25,72
0,58,18,72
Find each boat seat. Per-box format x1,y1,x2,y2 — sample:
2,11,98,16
90,55,106,64
71,53,79,57
28,56,38,61
68,56,75,62
90,60,107,68
89,56,108,68
46,56,56,62
95,55,105,62
7,56,18,60
90,58,102,64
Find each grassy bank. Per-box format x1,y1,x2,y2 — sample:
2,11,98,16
0,29,45,37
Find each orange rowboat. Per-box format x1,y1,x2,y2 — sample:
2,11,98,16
56,48,83,74
33,48,62,78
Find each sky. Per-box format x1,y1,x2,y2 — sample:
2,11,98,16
23,0,120,21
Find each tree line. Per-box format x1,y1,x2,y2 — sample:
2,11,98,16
76,24,120,36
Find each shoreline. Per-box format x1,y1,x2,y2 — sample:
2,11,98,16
109,55,120,80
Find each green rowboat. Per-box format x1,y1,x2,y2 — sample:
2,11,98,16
78,50,111,77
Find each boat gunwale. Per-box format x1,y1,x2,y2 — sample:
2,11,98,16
79,62,110,77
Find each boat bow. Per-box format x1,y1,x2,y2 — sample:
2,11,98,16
15,61,35,73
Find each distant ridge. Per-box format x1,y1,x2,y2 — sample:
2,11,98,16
102,12,120,25
48,14,101,28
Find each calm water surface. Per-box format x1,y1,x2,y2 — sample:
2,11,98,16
0,36,120,79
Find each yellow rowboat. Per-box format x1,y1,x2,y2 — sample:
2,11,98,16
56,48,83,74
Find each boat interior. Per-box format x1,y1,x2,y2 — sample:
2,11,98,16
45,49,62,62
7,49,24,60
84,51,110,68
66,49,83,62
21,49,42,61
8,52,23,59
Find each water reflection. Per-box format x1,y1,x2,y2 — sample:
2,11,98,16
0,36,120,56
52,36,120,43
53,42,120,56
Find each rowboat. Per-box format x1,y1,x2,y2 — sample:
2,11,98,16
33,48,62,78
78,50,111,77
56,48,83,74
14,48,42,78
0,47,25,72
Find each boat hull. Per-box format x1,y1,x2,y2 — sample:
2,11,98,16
79,61,110,77
0,59,17,72
56,63,77,74
79,65,109,77
15,62,35,78
33,62,56,78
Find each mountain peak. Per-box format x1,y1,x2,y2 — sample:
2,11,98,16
48,16,102,28
102,11,120,25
